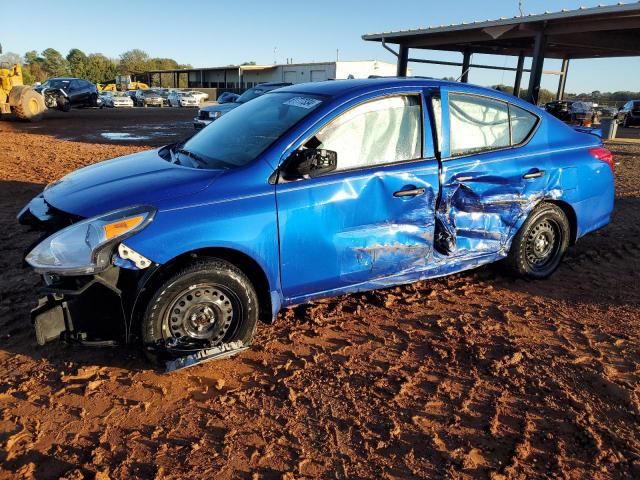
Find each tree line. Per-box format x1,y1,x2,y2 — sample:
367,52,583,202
491,84,639,106
0,48,191,86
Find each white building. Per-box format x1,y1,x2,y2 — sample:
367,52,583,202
144,60,410,90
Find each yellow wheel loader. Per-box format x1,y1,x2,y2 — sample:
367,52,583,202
97,75,149,92
0,44,46,121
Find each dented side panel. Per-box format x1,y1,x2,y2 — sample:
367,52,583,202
438,151,553,257
277,161,439,300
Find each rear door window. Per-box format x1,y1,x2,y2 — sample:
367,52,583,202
447,93,539,157
449,93,510,156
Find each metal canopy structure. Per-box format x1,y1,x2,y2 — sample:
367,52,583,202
362,3,640,104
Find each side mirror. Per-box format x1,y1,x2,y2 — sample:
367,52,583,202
286,149,337,179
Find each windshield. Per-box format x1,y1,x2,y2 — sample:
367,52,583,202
177,92,324,169
42,79,70,89
236,87,265,104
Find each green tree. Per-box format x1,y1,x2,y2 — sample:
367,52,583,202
85,53,118,84
40,48,69,77
23,51,47,84
67,48,89,78
118,49,150,75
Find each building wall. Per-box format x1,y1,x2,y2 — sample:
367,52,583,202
335,60,405,78
180,60,403,89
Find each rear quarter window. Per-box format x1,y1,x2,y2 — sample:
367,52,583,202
510,105,538,145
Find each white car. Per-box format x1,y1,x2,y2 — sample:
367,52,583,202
112,92,134,108
185,90,208,103
168,91,200,107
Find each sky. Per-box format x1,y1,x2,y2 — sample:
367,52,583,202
3,0,637,94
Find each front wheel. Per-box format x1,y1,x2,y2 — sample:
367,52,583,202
142,259,259,363
506,203,570,279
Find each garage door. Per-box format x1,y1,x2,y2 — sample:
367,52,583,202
311,70,328,82
284,71,297,84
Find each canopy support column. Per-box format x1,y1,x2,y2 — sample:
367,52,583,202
460,50,471,83
513,52,525,97
397,45,409,77
556,58,570,100
527,31,547,104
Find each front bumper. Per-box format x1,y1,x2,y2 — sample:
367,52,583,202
31,269,129,346
18,195,148,346
193,117,212,129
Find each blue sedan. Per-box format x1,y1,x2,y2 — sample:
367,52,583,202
18,78,615,364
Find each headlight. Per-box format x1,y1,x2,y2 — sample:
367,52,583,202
26,205,155,275
212,111,222,119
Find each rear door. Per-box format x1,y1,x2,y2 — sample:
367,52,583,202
276,90,440,301
434,88,545,258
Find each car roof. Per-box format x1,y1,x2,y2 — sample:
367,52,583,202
273,78,542,110
273,77,478,98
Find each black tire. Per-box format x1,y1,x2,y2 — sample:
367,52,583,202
13,89,45,121
506,203,570,279
142,259,258,363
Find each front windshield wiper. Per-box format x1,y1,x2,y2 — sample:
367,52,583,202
176,148,208,168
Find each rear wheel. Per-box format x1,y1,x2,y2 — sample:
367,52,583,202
506,203,570,279
142,259,259,363
13,89,45,121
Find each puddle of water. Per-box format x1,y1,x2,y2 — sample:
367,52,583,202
101,132,150,141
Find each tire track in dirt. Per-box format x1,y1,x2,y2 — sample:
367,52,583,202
1,119,640,478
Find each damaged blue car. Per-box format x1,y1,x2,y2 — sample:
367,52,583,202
18,78,615,366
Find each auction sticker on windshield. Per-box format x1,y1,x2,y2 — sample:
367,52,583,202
283,97,322,109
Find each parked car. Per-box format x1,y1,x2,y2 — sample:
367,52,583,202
186,90,209,103
134,89,164,107
595,105,618,118
18,78,614,368
616,100,640,127
544,100,573,122
194,82,291,129
98,91,112,108
168,91,199,107
110,91,134,108
570,101,597,125
35,77,99,111
154,89,170,107
545,100,596,126
217,92,239,104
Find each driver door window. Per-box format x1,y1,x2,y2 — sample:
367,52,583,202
308,95,422,172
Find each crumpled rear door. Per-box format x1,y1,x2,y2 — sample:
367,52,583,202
434,87,550,258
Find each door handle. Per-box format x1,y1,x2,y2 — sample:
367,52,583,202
523,170,546,179
393,187,426,198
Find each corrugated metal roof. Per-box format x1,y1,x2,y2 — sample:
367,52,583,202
362,2,640,40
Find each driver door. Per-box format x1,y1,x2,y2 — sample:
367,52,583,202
276,91,440,302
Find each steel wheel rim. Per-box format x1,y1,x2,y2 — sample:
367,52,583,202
162,283,241,346
524,218,561,271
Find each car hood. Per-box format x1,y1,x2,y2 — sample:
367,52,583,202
43,149,221,218
201,103,240,114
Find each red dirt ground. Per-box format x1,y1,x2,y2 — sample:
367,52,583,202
0,109,639,479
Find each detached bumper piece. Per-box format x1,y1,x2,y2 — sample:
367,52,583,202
165,341,248,373
30,271,127,347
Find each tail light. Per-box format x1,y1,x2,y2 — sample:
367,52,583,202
589,146,615,174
